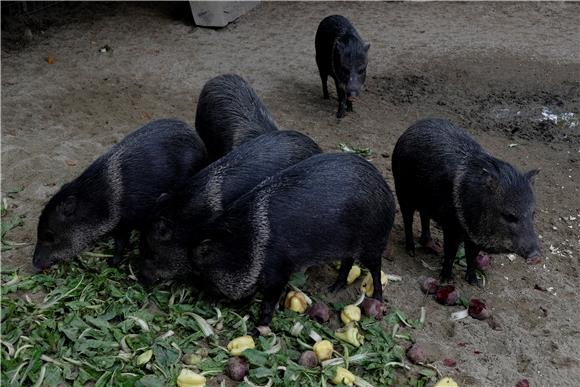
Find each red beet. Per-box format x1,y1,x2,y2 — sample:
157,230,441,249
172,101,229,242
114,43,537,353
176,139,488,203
516,379,530,387
227,357,249,381
406,343,427,364
468,298,491,320
361,298,383,319
435,285,459,305
298,351,318,368
419,276,438,294
308,302,330,323
475,252,491,271
443,358,457,367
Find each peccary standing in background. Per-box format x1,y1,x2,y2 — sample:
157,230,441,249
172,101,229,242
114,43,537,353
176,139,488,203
188,153,395,327
33,119,207,270
137,130,321,286
392,118,540,284
315,15,370,118
195,74,278,161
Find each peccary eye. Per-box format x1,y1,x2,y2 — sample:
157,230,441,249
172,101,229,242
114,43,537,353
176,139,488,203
502,213,518,223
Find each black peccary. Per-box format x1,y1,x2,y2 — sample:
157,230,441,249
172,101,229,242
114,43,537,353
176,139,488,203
392,118,540,284
195,74,279,161
188,153,395,327
137,130,322,287
32,119,208,270
315,15,370,118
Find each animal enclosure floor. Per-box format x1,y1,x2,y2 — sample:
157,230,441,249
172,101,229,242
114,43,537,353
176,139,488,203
2,2,579,385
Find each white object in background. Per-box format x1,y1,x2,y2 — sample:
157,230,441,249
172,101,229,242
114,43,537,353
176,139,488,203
189,1,258,28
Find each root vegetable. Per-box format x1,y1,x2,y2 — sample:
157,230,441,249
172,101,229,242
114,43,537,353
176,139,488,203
308,303,330,323
227,357,249,381
361,298,383,319
419,276,438,294
468,298,491,320
298,351,318,368
475,252,492,271
313,340,333,361
406,343,427,364
435,285,459,305
340,304,361,324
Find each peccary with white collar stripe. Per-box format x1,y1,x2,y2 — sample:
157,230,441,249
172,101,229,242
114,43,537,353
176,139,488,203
188,153,395,327
32,119,207,270
392,118,540,284
136,130,321,287
315,15,369,118
195,74,278,161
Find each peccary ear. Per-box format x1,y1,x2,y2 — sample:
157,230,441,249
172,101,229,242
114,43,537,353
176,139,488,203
525,169,540,185
364,43,370,52
58,195,77,218
153,219,172,242
482,168,500,192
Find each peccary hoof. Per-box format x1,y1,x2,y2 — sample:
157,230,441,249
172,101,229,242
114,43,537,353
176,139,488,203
465,272,478,286
336,109,346,118
439,270,453,284
406,248,416,258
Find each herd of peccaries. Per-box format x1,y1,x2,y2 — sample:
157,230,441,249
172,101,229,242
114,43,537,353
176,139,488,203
31,15,541,329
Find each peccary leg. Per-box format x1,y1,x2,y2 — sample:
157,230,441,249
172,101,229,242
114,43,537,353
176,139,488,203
441,230,460,282
464,240,479,285
108,225,131,267
346,99,353,112
419,211,443,255
335,80,347,118
401,205,416,257
320,72,329,99
361,251,384,300
256,270,290,327
329,257,354,293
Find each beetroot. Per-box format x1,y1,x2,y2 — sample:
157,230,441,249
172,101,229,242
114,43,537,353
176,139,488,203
298,350,318,368
361,298,383,319
435,285,459,305
406,343,427,364
308,302,330,323
468,299,491,320
419,276,438,294
475,252,491,271
516,379,530,387
443,358,457,367
227,357,249,381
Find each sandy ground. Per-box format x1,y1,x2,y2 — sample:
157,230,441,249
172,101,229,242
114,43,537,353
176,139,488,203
2,2,579,386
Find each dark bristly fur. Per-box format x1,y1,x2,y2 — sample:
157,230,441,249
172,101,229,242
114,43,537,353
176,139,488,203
392,118,540,284
189,153,396,327
33,119,207,270
315,15,369,118
195,74,278,161
137,130,321,286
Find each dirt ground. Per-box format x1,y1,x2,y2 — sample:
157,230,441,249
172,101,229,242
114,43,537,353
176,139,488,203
2,2,579,386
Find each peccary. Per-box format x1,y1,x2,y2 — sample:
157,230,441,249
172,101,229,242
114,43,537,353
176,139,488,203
315,15,369,118
392,118,540,284
188,153,395,326
32,119,207,270
195,74,278,161
137,130,321,286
